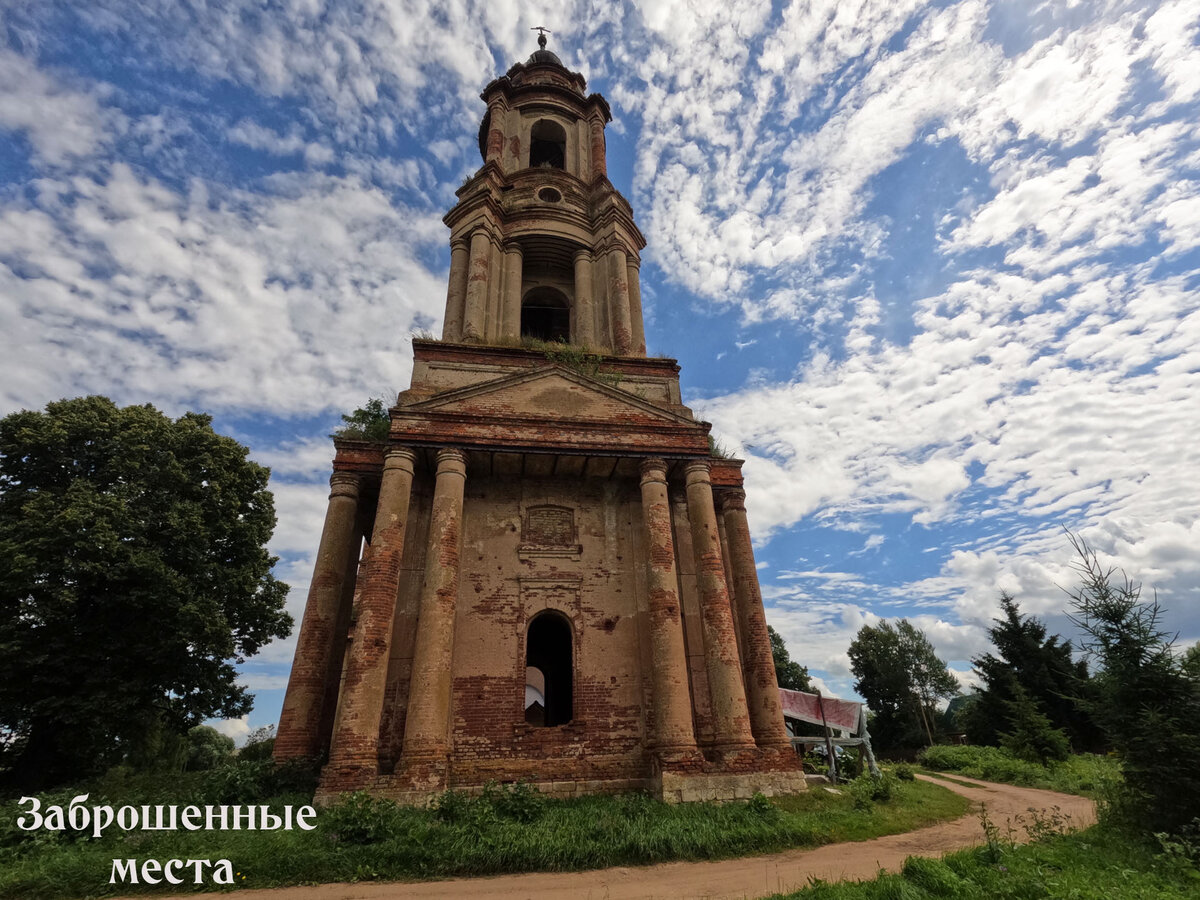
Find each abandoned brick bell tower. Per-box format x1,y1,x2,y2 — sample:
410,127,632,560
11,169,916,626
275,35,806,803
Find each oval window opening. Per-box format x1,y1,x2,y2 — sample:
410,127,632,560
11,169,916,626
538,187,562,203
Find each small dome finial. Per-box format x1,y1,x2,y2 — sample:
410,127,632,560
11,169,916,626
531,25,550,50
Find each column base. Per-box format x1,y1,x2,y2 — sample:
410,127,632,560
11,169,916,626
651,744,706,773
390,753,450,794
654,742,806,803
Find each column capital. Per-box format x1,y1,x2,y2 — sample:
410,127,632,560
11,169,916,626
639,457,669,486
718,488,746,512
434,447,468,475
594,238,628,257
503,239,523,254
329,471,361,498
468,226,501,249
383,446,417,474
683,459,712,486
573,248,594,264
449,235,470,252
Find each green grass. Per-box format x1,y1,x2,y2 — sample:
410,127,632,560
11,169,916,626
917,745,1120,797
0,774,968,898
770,825,1200,899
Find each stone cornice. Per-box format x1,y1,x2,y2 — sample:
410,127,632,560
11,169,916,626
411,338,680,376
332,439,385,475
388,410,710,458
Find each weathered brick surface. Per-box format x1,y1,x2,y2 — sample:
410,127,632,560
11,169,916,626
639,459,701,756
721,489,791,750
295,46,806,805
399,449,467,766
322,449,416,790
685,461,756,751
274,473,361,761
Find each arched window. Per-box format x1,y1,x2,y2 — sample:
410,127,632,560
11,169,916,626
521,287,570,342
529,119,566,169
525,612,573,726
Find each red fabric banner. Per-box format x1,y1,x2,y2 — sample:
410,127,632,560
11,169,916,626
779,688,862,732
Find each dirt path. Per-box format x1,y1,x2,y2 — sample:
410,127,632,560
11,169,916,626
149,774,1095,900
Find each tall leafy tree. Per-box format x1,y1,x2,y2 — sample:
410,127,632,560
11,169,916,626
999,684,1071,765
0,396,291,788
768,625,813,692
1065,533,1200,836
1182,643,1200,680
963,593,1101,751
848,619,958,752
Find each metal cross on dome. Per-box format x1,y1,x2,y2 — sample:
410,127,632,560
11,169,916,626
531,25,551,49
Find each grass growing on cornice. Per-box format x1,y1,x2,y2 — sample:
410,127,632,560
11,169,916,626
331,397,391,443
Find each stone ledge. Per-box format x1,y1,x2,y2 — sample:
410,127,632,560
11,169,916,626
656,769,809,805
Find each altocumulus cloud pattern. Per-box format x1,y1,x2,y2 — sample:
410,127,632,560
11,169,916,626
1,0,1197,733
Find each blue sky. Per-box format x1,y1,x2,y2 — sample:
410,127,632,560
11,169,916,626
2,1,1198,742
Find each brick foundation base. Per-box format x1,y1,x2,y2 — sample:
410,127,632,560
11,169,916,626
656,768,809,803
314,744,806,806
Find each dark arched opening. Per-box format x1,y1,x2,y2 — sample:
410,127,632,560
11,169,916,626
521,287,570,342
530,119,566,169
525,612,573,726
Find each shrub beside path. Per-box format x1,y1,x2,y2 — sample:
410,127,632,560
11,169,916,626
142,775,1095,900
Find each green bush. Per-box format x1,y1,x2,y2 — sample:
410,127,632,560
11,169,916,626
918,744,1046,784
487,781,545,823
893,764,916,781
321,791,409,845
849,772,897,809
332,397,390,442
999,685,1072,765
433,782,547,827
185,725,235,771
236,724,277,762
199,757,318,804
748,791,776,816
917,744,1120,797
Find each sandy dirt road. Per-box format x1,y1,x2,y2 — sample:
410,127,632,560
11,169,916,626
143,774,1095,900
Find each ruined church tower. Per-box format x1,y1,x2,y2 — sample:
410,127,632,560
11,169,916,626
275,36,806,803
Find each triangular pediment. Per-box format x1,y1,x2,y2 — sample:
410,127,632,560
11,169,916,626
407,365,693,425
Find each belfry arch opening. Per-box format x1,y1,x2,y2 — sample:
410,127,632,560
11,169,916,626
529,119,566,169
521,287,570,342
525,612,573,726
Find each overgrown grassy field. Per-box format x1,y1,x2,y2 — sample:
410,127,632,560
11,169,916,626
0,768,967,898
918,744,1120,796
771,821,1200,899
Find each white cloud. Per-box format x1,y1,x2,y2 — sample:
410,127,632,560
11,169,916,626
227,119,334,166
0,48,124,164
0,165,444,417
4,0,1198,722
252,435,345,480
210,715,251,744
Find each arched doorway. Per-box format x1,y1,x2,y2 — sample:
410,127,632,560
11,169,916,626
525,612,573,726
520,287,570,343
